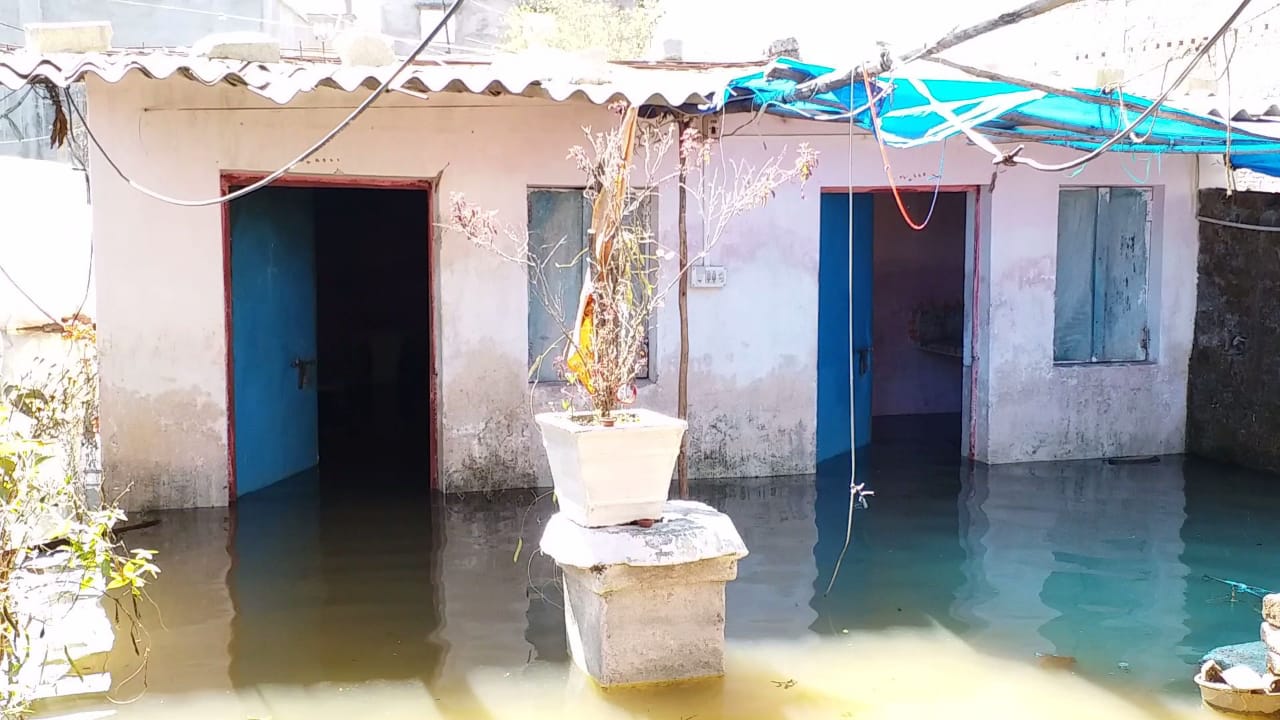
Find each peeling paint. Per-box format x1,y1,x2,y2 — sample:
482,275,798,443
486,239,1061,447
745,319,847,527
84,75,1200,507
99,384,228,510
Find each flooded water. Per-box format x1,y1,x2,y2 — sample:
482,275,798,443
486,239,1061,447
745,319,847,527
34,425,1280,720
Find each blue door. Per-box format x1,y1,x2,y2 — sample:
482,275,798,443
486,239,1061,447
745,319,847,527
230,187,319,497
817,192,873,462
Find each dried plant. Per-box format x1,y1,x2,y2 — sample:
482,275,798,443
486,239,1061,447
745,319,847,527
448,104,817,422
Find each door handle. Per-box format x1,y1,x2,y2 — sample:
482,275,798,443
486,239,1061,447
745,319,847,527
290,358,316,390
857,348,870,375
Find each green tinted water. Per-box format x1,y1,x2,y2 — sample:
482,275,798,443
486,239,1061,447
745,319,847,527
34,442,1279,720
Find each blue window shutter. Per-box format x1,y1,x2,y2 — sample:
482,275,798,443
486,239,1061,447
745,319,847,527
1054,188,1099,362
1095,188,1150,361
527,189,588,382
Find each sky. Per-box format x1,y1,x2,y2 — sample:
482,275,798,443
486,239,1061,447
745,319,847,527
648,0,1063,65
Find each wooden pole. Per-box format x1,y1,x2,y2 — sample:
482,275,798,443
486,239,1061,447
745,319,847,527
677,117,691,500
783,0,1089,102
926,56,1258,136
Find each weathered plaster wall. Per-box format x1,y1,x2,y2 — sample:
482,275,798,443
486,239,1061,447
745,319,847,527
980,169,1196,463
85,76,1199,509
1187,190,1280,472
713,126,1197,465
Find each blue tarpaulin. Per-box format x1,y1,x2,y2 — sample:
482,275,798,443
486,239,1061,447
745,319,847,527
710,58,1280,177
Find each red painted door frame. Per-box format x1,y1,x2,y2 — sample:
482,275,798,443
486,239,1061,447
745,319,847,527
220,172,440,502
819,184,985,460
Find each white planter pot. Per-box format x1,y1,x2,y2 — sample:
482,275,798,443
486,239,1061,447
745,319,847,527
535,409,687,528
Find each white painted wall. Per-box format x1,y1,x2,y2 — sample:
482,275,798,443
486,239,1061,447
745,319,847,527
84,76,1198,509
0,155,93,425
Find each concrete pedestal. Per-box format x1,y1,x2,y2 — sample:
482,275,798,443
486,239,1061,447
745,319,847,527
540,500,748,687
1265,594,1280,675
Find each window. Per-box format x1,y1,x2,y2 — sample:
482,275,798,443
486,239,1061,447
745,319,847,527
526,188,653,382
1053,187,1152,363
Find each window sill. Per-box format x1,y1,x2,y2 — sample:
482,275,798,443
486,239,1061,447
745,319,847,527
1053,359,1157,368
528,378,656,387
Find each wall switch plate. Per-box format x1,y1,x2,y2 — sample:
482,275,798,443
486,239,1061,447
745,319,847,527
690,265,726,288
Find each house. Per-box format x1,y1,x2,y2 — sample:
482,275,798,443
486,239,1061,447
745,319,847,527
0,35,1205,511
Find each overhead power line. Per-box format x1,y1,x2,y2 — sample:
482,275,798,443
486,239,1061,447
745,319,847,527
918,0,1255,174
63,0,468,208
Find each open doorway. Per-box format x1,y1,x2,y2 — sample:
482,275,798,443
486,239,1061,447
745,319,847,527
816,189,972,468
224,180,434,501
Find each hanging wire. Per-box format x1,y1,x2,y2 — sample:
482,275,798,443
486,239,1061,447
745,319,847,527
824,94,875,597
861,73,943,230
57,0,469,208
1002,0,1254,173
1222,30,1237,193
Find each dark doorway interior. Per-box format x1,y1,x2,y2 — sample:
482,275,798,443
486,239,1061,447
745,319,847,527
227,184,432,499
815,190,968,472
314,187,431,475
869,191,967,448
228,185,441,688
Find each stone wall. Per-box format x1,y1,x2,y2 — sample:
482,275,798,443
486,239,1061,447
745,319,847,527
1188,189,1280,472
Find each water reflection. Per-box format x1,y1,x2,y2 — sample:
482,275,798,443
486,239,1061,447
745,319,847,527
229,467,446,687
695,478,820,639
32,437,1280,719
956,459,1189,690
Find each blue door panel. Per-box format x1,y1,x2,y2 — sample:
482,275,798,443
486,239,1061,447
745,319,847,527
817,192,873,463
231,187,319,497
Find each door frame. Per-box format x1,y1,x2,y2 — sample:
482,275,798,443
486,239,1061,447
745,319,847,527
818,184,985,460
220,172,439,502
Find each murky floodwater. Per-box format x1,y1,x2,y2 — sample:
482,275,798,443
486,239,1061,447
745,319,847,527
33,428,1280,720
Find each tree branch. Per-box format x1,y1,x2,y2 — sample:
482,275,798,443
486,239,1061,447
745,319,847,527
924,55,1248,136
782,0,1089,102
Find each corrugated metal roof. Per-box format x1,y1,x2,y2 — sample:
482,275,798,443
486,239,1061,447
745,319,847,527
1166,93,1280,122
0,48,760,107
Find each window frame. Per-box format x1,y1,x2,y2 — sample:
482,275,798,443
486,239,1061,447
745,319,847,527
1052,185,1155,366
525,186,656,384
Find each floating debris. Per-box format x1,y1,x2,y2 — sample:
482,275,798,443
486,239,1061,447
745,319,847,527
1035,653,1077,671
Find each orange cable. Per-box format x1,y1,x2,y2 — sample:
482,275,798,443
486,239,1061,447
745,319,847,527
861,73,940,231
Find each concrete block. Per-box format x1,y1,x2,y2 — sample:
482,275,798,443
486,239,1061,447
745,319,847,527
24,22,112,54
1204,641,1268,672
192,32,281,63
333,31,395,67
1095,66,1125,88
540,499,747,568
11,552,113,701
1262,620,1280,654
1265,594,1280,626
561,557,736,686
541,500,748,687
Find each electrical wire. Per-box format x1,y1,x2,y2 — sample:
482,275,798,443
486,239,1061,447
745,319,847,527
1003,0,1254,173
0,101,95,331
1223,30,1237,193
0,86,33,122
1197,214,1280,232
0,263,63,326
824,103,861,598
861,73,943,230
62,0,468,208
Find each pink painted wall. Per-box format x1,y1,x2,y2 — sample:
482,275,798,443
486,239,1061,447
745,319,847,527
871,192,967,417
80,72,1200,508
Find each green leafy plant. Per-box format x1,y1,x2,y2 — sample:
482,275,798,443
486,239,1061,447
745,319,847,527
1,319,158,718
504,0,661,60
